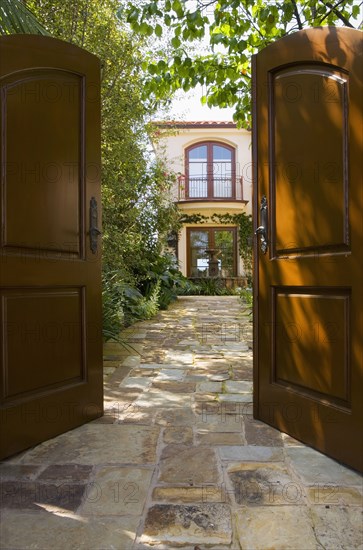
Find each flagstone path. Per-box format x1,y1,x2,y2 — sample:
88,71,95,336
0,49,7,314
1,297,362,549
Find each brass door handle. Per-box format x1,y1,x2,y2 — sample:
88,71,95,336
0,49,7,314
90,197,101,254
255,195,268,254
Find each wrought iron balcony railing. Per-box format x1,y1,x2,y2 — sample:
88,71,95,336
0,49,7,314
178,176,244,201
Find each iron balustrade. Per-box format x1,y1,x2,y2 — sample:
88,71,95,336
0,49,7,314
178,176,244,201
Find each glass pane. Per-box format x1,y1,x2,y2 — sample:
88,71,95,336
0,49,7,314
214,230,234,276
212,146,233,198
213,162,232,177
189,145,207,160
189,162,207,177
214,177,232,197
189,160,208,197
189,179,208,197
189,230,209,277
213,145,232,160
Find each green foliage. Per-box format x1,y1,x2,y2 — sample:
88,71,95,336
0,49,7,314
125,0,361,126
197,278,231,296
239,287,253,316
26,0,181,335
177,277,240,296
179,213,209,225
0,0,49,35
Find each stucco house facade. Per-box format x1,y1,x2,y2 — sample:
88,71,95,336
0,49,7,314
153,121,252,285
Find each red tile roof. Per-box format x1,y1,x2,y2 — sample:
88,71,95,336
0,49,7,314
154,120,237,129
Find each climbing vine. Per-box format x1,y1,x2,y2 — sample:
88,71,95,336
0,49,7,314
179,213,209,225
179,211,253,279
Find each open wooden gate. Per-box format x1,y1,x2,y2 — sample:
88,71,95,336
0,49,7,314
0,35,103,459
253,27,363,472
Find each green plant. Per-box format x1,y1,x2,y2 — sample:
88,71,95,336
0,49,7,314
239,287,253,316
102,272,140,351
125,0,360,128
27,0,181,338
174,276,202,296
0,0,49,35
198,278,225,296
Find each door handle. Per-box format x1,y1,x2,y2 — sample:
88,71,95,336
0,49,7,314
255,195,268,254
90,197,101,254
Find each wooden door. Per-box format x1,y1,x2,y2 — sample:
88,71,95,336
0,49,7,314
253,27,363,472
0,35,103,459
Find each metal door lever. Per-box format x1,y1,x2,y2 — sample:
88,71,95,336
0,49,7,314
90,197,101,254
255,195,268,254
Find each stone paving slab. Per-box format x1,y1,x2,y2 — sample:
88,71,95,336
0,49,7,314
224,380,252,393
218,393,253,403
2,297,362,550
196,381,223,393
1,480,86,511
120,377,152,389
244,418,284,446
227,462,300,506
140,504,232,547
12,424,160,465
308,506,363,549
306,485,363,506
234,506,318,549
155,368,186,380
158,445,221,484
286,446,363,486
80,466,153,516
152,486,225,503
218,446,284,462
2,510,140,549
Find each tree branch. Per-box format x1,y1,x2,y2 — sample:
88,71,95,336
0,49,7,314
291,0,303,29
319,0,355,27
240,5,265,39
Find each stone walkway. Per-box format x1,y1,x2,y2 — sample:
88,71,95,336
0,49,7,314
1,297,362,549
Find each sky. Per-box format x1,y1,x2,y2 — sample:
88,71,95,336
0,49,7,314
168,86,235,121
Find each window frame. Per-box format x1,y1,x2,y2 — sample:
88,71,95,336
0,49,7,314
186,226,238,277
184,141,236,200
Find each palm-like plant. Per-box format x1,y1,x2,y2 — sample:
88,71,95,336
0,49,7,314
0,0,49,35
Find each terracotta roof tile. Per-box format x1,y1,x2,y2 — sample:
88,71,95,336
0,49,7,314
154,120,237,129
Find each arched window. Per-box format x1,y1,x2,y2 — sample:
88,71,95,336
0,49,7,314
185,141,236,199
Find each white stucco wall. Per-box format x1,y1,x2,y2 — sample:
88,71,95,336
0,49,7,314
153,123,252,278
154,124,252,214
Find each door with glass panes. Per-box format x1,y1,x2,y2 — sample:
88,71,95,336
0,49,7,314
185,142,235,199
187,228,236,277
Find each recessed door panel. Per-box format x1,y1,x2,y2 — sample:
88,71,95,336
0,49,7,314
2,71,83,257
1,288,85,403
273,288,350,406
271,66,349,256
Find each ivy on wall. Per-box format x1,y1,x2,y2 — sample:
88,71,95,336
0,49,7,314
179,211,253,278
179,213,209,225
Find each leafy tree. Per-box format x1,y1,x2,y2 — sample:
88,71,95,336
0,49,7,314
24,0,181,333
0,0,48,34
125,0,362,126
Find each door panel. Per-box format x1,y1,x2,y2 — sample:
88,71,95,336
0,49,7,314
2,288,85,401
272,65,349,255
0,35,103,459
253,28,363,472
272,288,350,406
3,71,83,256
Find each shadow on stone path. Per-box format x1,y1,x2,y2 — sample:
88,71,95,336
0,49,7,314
1,297,362,549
